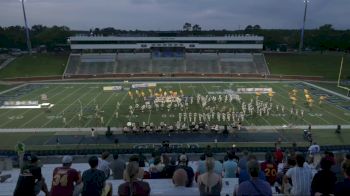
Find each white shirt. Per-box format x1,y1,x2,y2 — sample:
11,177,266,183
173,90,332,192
286,166,313,196
97,158,111,178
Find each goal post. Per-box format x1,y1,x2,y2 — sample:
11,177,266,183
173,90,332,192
337,55,350,97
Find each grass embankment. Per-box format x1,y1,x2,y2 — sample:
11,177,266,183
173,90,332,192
0,53,68,78
265,52,350,81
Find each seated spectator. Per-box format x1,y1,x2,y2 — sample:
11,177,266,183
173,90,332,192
238,151,249,171
176,154,194,187
223,152,238,178
118,161,151,196
197,157,222,196
149,156,165,179
238,154,266,184
127,155,146,179
335,160,350,196
260,152,277,186
236,160,272,196
97,151,111,179
284,154,313,196
161,156,177,179
311,157,337,196
109,153,125,179
82,156,112,196
169,169,199,195
196,154,207,176
50,155,82,196
205,152,223,176
14,154,50,196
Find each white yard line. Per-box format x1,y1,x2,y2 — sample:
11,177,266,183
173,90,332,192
39,85,93,128
0,85,67,127
105,92,128,126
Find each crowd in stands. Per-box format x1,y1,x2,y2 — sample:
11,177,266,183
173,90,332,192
10,144,350,196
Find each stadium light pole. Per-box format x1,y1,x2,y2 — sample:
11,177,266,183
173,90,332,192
21,0,32,55
299,0,309,53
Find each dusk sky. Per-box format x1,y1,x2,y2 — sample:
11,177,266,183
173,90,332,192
0,0,349,30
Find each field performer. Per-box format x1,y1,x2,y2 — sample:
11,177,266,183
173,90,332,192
115,112,118,118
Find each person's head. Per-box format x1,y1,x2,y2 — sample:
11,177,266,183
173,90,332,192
200,154,206,161
62,155,73,167
265,152,274,163
101,151,110,160
88,156,99,169
248,154,257,161
129,155,139,162
227,152,235,160
320,157,333,171
23,153,40,167
296,154,305,167
154,156,161,165
126,161,140,182
247,160,260,178
342,160,350,177
205,157,215,173
287,157,296,167
179,154,188,165
172,169,188,187
113,153,119,160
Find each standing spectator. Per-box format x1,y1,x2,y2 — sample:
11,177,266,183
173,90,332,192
14,154,50,196
97,151,111,179
311,157,337,196
223,152,238,178
169,169,198,195
308,142,320,156
82,156,112,196
109,153,125,180
238,151,249,171
261,152,278,186
274,146,284,164
176,154,194,187
196,154,207,175
161,157,177,179
236,160,272,196
331,153,345,183
197,157,222,196
50,156,82,196
284,154,313,196
149,156,164,179
335,160,350,195
206,152,223,176
238,154,266,184
118,161,151,196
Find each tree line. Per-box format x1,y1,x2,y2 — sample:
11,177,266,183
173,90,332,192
0,24,349,52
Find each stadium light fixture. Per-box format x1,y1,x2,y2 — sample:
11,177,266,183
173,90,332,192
299,0,309,53
21,0,32,55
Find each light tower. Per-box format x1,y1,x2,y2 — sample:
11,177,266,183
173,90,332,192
21,0,32,55
299,0,309,53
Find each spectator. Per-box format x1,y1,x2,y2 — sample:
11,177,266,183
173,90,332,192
335,160,350,195
176,154,194,187
284,154,313,196
331,153,345,183
149,156,164,179
169,169,198,195
274,146,284,164
197,157,222,196
138,152,147,167
223,152,238,178
14,154,49,196
50,155,82,196
196,154,207,175
260,152,278,186
205,152,223,176
82,156,112,196
161,156,177,179
127,155,146,179
97,151,111,179
236,160,272,196
238,151,249,171
238,154,266,184
308,142,320,155
118,161,151,196
311,157,337,196
109,153,125,179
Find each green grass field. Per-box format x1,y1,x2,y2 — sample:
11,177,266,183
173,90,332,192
0,81,349,129
0,53,68,78
265,52,350,81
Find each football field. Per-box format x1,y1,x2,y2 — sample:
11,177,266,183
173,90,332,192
0,81,349,129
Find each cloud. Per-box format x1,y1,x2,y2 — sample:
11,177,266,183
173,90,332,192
0,0,349,30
